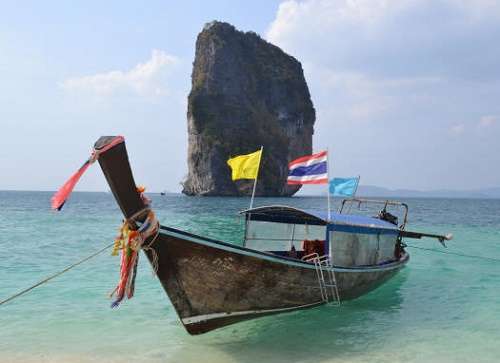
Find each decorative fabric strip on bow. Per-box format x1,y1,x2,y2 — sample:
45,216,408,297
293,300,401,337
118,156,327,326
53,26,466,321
51,136,124,211
110,203,159,308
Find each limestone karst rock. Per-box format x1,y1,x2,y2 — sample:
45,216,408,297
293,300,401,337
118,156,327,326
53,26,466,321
182,21,316,196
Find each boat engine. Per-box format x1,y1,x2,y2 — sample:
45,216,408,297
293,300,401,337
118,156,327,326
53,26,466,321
377,208,399,226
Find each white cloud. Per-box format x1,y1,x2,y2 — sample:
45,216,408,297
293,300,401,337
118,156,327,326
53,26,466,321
479,115,497,128
267,0,500,80
267,0,406,46
307,64,442,121
266,0,500,123
450,123,465,135
61,50,179,97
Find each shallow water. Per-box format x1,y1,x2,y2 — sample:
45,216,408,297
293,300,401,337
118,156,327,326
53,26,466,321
1,191,499,362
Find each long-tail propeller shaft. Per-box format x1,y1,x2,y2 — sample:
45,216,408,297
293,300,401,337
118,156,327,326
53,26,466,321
400,230,453,247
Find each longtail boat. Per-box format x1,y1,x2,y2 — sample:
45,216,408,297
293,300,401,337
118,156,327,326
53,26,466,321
57,136,452,335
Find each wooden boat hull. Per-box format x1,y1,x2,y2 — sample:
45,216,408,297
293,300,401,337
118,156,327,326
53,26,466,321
144,225,409,335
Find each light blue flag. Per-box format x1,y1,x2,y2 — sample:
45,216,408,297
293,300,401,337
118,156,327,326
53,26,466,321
329,177,360,197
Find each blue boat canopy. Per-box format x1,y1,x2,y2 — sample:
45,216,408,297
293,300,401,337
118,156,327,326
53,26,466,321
240,205,399,230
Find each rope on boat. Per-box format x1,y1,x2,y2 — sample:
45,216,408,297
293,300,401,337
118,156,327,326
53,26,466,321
0,242,114,307
142,228,161,274
406,245,500,263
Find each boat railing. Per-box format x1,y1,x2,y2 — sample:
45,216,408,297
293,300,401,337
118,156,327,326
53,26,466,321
339,198,409,230
302,253,340,305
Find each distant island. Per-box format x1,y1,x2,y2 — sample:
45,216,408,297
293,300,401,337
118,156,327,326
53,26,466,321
298,185,500,199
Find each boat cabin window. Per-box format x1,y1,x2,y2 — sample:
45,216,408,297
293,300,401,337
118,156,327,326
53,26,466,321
245,220,326,257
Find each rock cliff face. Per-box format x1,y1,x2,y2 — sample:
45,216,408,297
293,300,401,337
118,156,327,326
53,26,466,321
182,21,316,196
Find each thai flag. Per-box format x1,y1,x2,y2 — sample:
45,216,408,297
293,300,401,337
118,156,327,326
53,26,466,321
287,150,328,185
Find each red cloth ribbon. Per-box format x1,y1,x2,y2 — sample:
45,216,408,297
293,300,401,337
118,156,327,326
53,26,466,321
51,136,124,211
51,161,91,211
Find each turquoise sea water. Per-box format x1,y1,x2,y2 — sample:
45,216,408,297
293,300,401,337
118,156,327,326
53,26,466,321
1,191,499,363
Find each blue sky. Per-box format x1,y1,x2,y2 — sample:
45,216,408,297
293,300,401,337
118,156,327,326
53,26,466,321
1,0,499,192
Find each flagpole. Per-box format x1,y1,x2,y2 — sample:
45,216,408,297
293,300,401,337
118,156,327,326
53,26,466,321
327,147,331,221
353,175,361,198
326,148,332,264
249,146,263,210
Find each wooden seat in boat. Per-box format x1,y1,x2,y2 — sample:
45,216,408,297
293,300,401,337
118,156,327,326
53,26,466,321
302,239,326,258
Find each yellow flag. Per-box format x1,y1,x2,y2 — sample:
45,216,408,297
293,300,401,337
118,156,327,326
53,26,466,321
227,148,263,181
